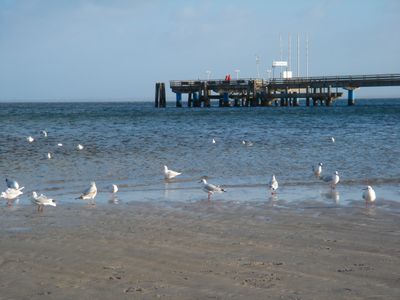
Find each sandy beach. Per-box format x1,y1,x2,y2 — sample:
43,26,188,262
0,201,399,300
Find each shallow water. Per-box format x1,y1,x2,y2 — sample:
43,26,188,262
1,99,399,210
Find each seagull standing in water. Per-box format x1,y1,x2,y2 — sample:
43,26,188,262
242,140,253,147
108,184,118,194
312,162,323,178
269,175,279,195
321,171,340,189
77,144,84,150
77,181,97,205
200,178,226,201
1,187,24,206
40,130,48,137
27,136,34,143
164,165,182,180
331,137,335,143
31,191,56,212
362,185,376,207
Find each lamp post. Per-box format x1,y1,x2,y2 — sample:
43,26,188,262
206,70,211,80
234,69,240,80
255,55,260,78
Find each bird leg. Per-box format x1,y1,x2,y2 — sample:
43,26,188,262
208,192,211,201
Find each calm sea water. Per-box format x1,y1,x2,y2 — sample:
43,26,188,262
1,99,399,209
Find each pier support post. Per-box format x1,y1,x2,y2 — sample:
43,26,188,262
306,86,310,106
155,83,160,108
193,92,200,107
348,89,355,106
223,92,230,107
188,93,192,107
234,97,240,107
176,92,182,107
155,82,166,108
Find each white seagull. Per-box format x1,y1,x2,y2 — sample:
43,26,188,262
321,171,340,189
1,187,24,206
212,138,216,144
27,136,34,143
47,152,52,159
242,140,253,147
57,143,63,147
108,184,118,194
331,137,335,143
269,174,279,195
6,178,19,189
312,162,323,178
31,191,56,212
164,165,182,180
200,178,226,201
77,181,97,204
77,144,84,150
40,130,48,137
362,185,376,207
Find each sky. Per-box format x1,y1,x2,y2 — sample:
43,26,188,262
0,0,399,101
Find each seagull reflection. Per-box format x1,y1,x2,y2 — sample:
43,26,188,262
324,190,340,204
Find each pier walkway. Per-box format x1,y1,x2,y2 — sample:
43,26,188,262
155,73,400,107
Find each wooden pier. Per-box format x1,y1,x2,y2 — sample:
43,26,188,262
158,73,400,107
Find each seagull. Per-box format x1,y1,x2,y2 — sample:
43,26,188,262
47,152,52,159
331,137,335,143
108,184,118,194
40,130,48,137
242,140,253,147
1,187,24,206
27,136,34,143
321,171,340,189
362,185,376,207
212,138,216,144
6,178,19,189
31,191,56,212
57,143,63,147
269,174,279,195
312,162,323,178
77,181,97,204
77,144,84,150
164,165,182,180
200,178,226,201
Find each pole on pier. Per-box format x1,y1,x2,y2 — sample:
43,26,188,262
348,89,355,106
176,92,182,107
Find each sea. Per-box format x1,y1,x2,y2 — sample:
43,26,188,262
1,99,399,210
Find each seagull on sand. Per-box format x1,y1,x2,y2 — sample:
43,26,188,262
108,184,118,194
362,185,376,207
312,162,323,178
27,136,34,143
77,181,97,204
269,174,279,195
321,171,340,189
200,178,226,201
40,130,48,137
1,187,24,206
164,165,182,180
77,144,84,150
31,191,56,212
6,178,20,190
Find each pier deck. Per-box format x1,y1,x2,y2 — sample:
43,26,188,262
155,73,400,107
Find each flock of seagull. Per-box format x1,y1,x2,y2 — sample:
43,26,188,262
1,132,377,212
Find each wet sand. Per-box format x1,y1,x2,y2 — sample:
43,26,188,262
0,201,399,299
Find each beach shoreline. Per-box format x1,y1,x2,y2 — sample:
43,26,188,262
0,201,399,299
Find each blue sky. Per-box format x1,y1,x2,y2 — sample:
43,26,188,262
0,0,399,101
